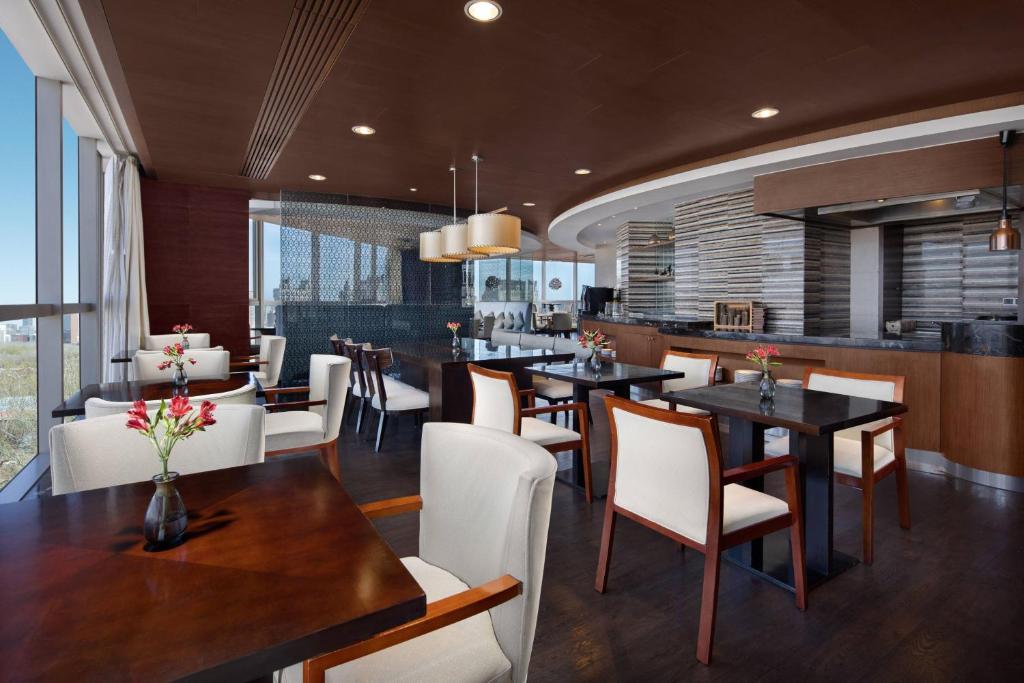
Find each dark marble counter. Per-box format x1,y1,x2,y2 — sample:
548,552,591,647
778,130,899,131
942,321,1024,357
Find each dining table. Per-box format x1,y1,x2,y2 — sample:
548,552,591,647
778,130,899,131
390,338,576,422
52,372,264,418
0,455,426,682
661,381,908,590
526,359,688,497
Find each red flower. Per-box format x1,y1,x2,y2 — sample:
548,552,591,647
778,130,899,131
188,357,197,365
126,400,150,432
157,360,172,370
163,345,173,355
167,395,191,419
173,342,184,355
197,400,217,427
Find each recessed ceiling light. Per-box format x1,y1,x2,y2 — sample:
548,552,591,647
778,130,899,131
465,1,502,22
751,107,780,119
574,168,592,175
877,198,886,203
522,202,536,207
308,174,326,181
409,187,418,192
351,124,376,135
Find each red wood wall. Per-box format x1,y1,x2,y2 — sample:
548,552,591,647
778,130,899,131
141,179,250,356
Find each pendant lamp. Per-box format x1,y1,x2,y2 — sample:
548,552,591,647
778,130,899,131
419,230,458,263
441,166,483,260
990,129,1021,251
467,154,521,255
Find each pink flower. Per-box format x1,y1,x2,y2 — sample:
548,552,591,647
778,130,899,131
173,342,184,355
167,395,191,419
197,400,217,427
157,360,173,370
126,400,150,432
163,345,173,355
188,357,197,365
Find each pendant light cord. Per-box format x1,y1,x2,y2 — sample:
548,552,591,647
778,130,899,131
473,154,480,215
1003,141,1009,219
451,165,457,224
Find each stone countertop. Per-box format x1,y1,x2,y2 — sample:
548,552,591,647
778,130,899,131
941,320,1024,357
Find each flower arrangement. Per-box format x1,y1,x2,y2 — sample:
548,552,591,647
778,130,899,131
126,396,217,480
446,321,461,335
158,343,197,384
579,329,610,351
447,321,462,349
172,323,194,347
745,344,782,373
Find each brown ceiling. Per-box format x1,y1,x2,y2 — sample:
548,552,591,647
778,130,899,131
91,0,1024,250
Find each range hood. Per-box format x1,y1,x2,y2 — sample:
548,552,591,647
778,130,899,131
766,186,1023,228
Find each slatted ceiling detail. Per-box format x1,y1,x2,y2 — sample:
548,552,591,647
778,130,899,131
240,0,370,180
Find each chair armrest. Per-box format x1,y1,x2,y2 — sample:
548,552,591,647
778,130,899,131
518,389,536,408
723,455,798,484
262,386,309,403
302,575,523,683
863,416,902,438
263,399,326,412
358,495,423,519
230,360,268,368
522,401,587,417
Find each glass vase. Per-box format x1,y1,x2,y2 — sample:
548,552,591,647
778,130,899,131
451,334,460,349
181,337,190,350
173,364,188,386
589,349,602,373
144,472,188,551
759,370,776,400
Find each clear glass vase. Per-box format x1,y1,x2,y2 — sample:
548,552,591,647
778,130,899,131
451,334,460,349
173,364,188,386
181,337,190,350
144,472,188,551
589,350,602,373
759,370,776,400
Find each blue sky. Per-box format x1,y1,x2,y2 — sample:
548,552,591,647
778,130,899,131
0,29,80,305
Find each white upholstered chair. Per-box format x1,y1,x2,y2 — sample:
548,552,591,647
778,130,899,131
143,332,211,350
232,335,286,388
362,348,430,452
83,383,258,419
340,342,409,435
638,349,718,415
596,396,806,665
282,422,556,683
263,354,351,480
764,367,909,564
48,405,266,495
468,363,594,502
133,348,231,381
733,368,761,383
491,329,523,347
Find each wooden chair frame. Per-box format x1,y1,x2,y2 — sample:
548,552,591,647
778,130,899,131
339,341,371,433
800,366,910,565
595,395,806,665
262,386,340,481
467,364,594,502
365,348,428,453
298,495,522,683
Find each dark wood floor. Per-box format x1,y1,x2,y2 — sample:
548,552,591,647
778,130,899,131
332,411,1024,681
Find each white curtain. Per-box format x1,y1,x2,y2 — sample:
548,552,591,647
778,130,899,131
102,156,149,381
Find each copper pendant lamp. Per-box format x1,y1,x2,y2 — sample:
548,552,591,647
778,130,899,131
990,129,1020,252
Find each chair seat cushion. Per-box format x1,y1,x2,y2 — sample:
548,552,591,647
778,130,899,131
722,483,790,535
637,398,710,416
764,435,895,478
280,557,511,683
265,410,324,452
353,375,404,397
520,417,580,447
371,386,430,411
532,376,573,400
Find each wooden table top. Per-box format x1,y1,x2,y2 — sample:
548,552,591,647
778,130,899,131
52,372,263,418
527,360,686,388
0,456,426,682
391,338,574,369
661,382,907,435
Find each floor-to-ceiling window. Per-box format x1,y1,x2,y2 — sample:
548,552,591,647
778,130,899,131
62,119,79,401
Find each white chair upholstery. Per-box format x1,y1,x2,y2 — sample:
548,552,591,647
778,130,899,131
733,369,761,383
265,355,350,453
371,388,429,412
133,348,230,381
251,335,286,388
469,369,518,433
519,334,556,351
531,375,573,400
492,329,522,347
142,332,211,350
639,351,717,416
282,422,556,683
48,405,266,495
84,383,258,419
520,416,580,446
553,336,591,360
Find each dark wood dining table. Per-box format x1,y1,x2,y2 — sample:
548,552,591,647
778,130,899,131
391,338,575,422
661,381,907,590
52,372,264,418
0,455,426,682
526,359,688,496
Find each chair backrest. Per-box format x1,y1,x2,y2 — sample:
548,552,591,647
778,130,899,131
492,329,522,347
258,335,287,387
340,342,369,394
553,335,590,360
307,354,351,442
519,334,556,351
661,350,718,392
143,332,211,350
419,422,556,683
803,367,903,451
604,395,722,545
49,404,266,495
84,383,258,419
468,364,520,435
133,348,230,381
549,312,573,331
362,348,397,405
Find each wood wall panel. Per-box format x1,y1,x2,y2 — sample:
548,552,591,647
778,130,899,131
142,179,250,356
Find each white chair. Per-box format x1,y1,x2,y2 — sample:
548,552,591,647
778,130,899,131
263,354,351,481
491,329,522,346
595,396,806,665
133,348,231,381
232,335,286,388
764,367,909,564
48,404,266,495
362,348,430,453
468,363,594,502
83,383,258,419
143,332,211,350
638,350,718,415
282,422,556,683
733,369,761,383
340,341,409,434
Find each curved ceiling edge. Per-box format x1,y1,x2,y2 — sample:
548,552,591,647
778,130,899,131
548,105,1024,255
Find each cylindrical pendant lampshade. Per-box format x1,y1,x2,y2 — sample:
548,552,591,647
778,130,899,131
468,213,521,255
441,223,484,260
420,230,459,263
990,217,1021,251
